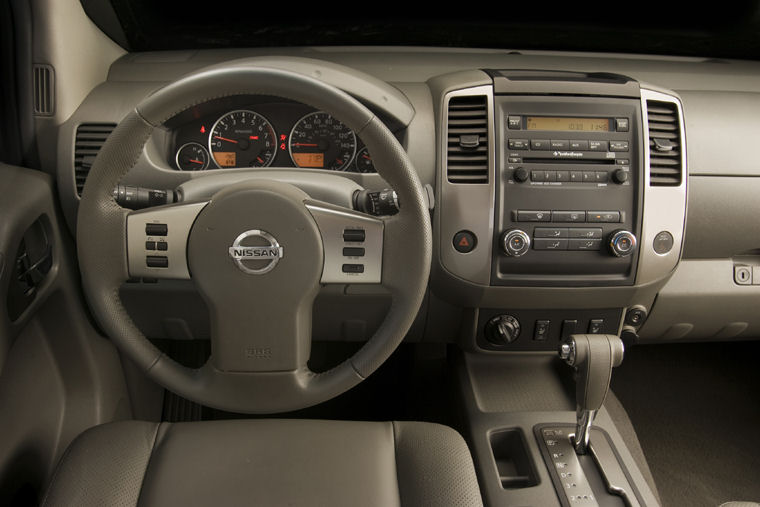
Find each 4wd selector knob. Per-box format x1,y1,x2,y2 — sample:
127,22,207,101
609,230,637,257
502,229,530,257
485,315,521,345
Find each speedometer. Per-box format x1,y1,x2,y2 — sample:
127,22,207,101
208,110,277,168
288,112,356,171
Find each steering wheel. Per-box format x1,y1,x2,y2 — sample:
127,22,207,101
76,63,432,414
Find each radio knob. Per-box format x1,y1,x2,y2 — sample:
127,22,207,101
609,230,637,257
513,167,529,183
502,229,531,257
612,169,629,184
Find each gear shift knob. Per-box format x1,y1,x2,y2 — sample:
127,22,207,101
559,334,624,454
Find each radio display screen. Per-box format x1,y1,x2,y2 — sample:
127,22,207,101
526,117,611,132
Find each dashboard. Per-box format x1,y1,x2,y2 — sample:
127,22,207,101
44,46,760,351
166,96,378,173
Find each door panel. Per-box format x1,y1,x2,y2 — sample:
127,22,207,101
0,163,131,506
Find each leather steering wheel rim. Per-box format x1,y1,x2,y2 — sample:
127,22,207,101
76,63,432,414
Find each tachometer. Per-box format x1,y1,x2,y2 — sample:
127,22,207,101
208,110,277,168
288,112,356,171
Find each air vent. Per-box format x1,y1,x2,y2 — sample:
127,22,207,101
74,123,116,196
646,100,683,186
33,64,55,116
447,95,489,183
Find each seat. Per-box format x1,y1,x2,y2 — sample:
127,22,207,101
42,419,483,507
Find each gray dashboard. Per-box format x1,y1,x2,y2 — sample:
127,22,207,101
45,47,760,347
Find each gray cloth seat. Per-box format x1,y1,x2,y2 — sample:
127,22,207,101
42,419,484,507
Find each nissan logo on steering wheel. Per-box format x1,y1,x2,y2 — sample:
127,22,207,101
228,229,284,275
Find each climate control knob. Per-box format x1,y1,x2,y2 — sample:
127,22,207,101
502,229,531,257
609,230,637,257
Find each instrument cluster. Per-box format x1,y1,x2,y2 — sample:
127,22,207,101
168,96,377,174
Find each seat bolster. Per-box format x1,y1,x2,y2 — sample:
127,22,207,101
392,421,483,507
42,421,161,507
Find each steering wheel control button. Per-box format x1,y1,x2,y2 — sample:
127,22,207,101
453,231,477,253
342,228,366,242
653,231,675,254
228,229,284,275
609,230,637,257
146,256,168,268
145,241,156,250
342,247,365,257
145,223,168,236
516,210,551,222
342,264,365,274
502,229,531,257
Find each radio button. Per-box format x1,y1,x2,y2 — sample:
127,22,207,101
534,238,568,250
556,170,570,182
610,141,630,152
508,116,522,129
583,171,595,182
531,139,551,150
508,139,529,150
569,228,603,239
568,239,602,251
508,157,521,163
588,140,608,152
550,140,570,149
615,118,630,132
552,211,585,223
569,171,583,182
531,170,546,182
534,228,568,238
587,211,621,223
569,140,589,150
513,167,529,183
594,171,609,183
517,210,551,222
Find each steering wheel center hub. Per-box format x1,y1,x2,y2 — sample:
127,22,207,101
186,180,324,372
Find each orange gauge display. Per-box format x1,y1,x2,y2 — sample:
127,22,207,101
288,112,356,171
208,110,277,168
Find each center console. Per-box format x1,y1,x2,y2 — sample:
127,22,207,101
429,69,687,507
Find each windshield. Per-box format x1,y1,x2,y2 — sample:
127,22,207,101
83,0,760,60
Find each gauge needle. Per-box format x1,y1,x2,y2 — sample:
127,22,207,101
292,143,318,147
189,159,204,164
362,154,371,160
214,135,238,144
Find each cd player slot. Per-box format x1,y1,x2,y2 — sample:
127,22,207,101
521,158,615,165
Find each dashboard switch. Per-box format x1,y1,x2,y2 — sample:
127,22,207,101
609,230,637,257
146,256,168,268
534,320,550,341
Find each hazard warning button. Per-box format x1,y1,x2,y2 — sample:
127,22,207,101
453,230,477,253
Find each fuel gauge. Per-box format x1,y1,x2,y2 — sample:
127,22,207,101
353,147,376,173
175,142,210,171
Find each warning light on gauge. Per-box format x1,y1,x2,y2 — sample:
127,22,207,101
280,143,286,151
280,134,287,141
200,125,206,134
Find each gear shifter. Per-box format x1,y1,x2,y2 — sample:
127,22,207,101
559,334,624,454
